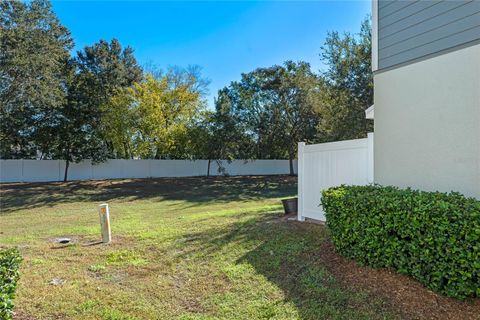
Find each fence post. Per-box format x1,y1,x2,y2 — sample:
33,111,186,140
297,142,305,222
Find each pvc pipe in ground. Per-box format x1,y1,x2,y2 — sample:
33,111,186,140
98,203,111,243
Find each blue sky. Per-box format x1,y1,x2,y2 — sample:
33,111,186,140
52,1,371,107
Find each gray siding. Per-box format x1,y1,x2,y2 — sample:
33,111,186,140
377,0,480,70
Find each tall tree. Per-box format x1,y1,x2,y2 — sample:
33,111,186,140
74,38,143,157
317,17,373,142
0,0,73,158
101,66,208,160
100,87,137,159
260,61,322,174
53,38,143,181
211,87,256,161
52,58,110,181
214,61,321,174
195,92,258,176
181,110,218,176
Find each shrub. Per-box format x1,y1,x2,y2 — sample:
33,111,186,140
0,248,22,320
321,185,480,299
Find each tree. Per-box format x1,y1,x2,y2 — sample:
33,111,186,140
211,88,256,160
0,0,73,158
133,74,201,159
101,66,208,160
73,38,143,158
182,110,218,176
100,88,137,159
190,98,256,176
317,17,373,142
52,58,112,181
52,38,143,181
260,61,322,174
213,61,321,175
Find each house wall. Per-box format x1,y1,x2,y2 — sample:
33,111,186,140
374,43,480,198
377,0,480,70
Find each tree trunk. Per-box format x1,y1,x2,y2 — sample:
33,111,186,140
64,159,70,182
207,159,211,177
288,150,295,176
289,156,294,176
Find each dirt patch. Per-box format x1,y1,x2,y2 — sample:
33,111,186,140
47,236,80,245
314,234,480,320
13,311,66,320
13,310,36,320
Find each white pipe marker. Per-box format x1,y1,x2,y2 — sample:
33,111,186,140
98,203,111,243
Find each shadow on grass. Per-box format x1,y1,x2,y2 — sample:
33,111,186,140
0,175,296,213
175,215,398,320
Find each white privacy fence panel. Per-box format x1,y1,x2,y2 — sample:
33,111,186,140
150,160,208,178
0,159,297,183
61,160,93,181
0,160,23,183
22,160,62,182
298,133,374,221
212,160,297,176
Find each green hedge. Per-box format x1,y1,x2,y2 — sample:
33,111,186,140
0,248,22,320
321,185,480,299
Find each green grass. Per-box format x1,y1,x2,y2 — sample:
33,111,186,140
0,176,398,319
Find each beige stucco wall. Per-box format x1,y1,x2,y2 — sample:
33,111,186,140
374,44,480,199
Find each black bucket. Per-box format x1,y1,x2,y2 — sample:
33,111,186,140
281,198,298,215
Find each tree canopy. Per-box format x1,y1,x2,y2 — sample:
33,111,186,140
102,67,208,160
1,0,373,180
212,61,321,174
0,0,73,158
316,17,373,142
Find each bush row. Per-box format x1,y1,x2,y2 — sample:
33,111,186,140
0,248,22,320
321,185,480,299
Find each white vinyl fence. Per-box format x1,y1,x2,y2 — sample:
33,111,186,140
0,159,297,183
298,133,374,221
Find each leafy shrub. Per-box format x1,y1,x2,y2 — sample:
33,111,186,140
0,248,22,320
321,185,480,299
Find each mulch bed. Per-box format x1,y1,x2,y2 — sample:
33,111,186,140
316,236,480,320
280,215,480,319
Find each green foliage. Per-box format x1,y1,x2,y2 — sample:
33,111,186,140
1,1,374,168
0,248,22,320
208,90,257,162
102,66,208,159
0,1,143,180
60,39,143,159
213,61,322,174
321,185,480,299
100,87,138,159
52,38,143,181
317,17,373,142
0,0,73,158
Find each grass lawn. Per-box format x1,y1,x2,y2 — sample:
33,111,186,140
1,176,478,320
